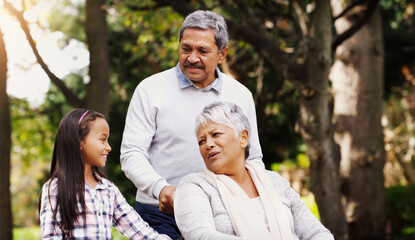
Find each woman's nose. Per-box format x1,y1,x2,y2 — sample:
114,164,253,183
205,138,214,149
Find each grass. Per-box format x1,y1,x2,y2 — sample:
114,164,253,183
13,226,128,239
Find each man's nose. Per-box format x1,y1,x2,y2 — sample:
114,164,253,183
188,50,199,62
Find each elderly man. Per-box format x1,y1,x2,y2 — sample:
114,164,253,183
120,10,264,239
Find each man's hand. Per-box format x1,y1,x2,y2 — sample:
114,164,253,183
159,185,176,214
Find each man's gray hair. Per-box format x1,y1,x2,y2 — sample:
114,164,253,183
195,101,250,159
179,10,229,52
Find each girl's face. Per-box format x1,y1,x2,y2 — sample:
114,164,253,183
197,122,248,176
80,118,111,169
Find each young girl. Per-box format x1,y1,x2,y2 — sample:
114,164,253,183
39,109,170,239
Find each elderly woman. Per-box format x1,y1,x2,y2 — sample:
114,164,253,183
174,101,334,240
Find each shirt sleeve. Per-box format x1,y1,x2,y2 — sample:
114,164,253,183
111,185,171,240
39,181,64,239
283,179,335,240
120,84,168,200
245,91,265,168
175,180,243,240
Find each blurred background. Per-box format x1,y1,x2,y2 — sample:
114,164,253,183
0,0,414,239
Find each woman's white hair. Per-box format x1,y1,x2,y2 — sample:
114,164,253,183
195,101,250,159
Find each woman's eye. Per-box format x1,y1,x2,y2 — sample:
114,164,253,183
213,132,221,137
198,140,205,146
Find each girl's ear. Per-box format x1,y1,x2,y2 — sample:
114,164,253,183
239,129,249,148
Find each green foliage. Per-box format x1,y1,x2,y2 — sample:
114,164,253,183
13,226,41,240
271,146,309,172
112,227,129,240
47,0,87,42
10,98,55,227
386,183,415,239
381,1,415,97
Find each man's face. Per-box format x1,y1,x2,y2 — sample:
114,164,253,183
179,28,228,89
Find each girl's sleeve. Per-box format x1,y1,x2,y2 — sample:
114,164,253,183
39,181,63,239
111,186,171,240
174,180,242,240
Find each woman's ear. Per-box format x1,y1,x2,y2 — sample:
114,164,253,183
239,129,249,148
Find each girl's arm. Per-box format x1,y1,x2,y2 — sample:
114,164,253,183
39,181,63,239
111,185,171,240
174,180,242,240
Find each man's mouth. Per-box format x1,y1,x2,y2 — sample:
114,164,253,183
184,62,205,69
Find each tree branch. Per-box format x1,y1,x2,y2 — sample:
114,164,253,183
333,0,366,21
331,0,379,51
3,1,85,108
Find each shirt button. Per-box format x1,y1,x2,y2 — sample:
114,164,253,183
98,212,101,216
94,195,97,198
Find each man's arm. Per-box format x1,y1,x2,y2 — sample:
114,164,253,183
245,93,265,168
120,85,168,201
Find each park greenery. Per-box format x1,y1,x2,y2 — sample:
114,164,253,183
1,0,415,239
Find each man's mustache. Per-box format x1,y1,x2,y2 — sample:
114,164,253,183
184,62,205,69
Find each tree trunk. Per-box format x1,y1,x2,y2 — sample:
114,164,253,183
0,25,13,240
331,2,386,239
85,0,110,117
297,0,348,239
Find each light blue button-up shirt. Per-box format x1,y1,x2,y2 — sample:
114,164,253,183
175,63,222,94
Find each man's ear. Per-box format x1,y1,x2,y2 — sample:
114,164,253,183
239,129,249,148
218,46,229,64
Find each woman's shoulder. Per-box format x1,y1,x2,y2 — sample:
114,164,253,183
177,172,216,190
179,172,211,184
265,170,291,189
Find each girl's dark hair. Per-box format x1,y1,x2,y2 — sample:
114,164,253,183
39,109,106,238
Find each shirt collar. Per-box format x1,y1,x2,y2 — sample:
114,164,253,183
85,171,109,190
175,63,222,94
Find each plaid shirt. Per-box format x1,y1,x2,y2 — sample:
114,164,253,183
40,174,171,240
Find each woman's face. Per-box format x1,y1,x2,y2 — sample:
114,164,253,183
197,122,248,175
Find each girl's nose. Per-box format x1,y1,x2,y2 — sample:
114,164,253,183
106,144,111,152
